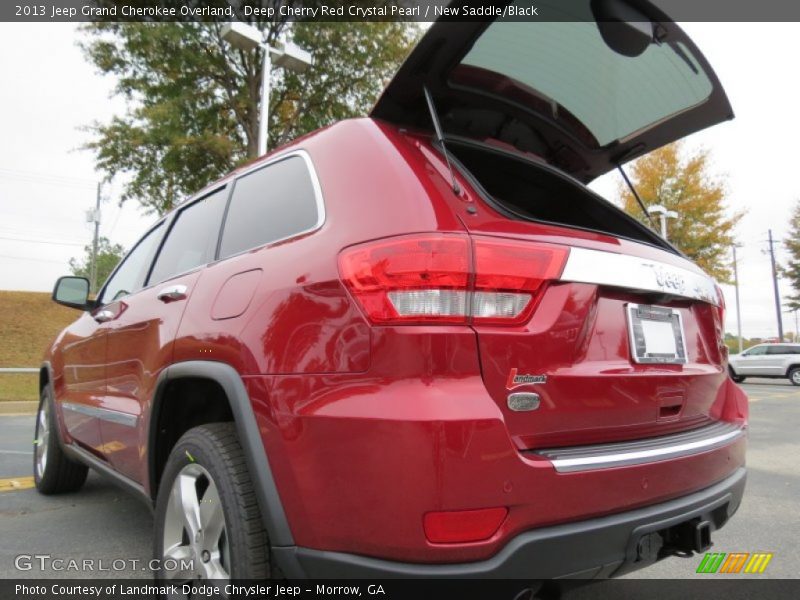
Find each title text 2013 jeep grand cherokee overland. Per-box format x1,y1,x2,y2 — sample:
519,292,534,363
36,1,747,582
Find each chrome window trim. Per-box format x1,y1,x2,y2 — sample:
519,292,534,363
62,402,138,428
217,149,326,262
559,246,720,306
534,421,745,473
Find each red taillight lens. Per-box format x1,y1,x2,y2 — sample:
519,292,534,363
713,282,726,349
714,283,726,324
423,507,508,544
472,236,569,325
337,234,470,324
338,234,568,325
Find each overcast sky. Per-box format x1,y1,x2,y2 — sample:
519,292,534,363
0,22,797,339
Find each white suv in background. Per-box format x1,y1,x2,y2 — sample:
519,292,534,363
728,343,800,385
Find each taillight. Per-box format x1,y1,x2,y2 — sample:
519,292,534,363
713,282,726,343
338,233,568,325
472,236,569,325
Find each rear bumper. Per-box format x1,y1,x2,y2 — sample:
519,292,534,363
273,467,746,579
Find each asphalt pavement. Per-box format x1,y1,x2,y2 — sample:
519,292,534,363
0,380,797,580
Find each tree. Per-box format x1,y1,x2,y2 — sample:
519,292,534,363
618,142,744,283
69,237,126,293
80,16,417,216
783,199,800,310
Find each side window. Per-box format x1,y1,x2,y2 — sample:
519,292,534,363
219,155,320,259
745,346,767,356
148,188,228,285
767,345,789,355
99,223,164,304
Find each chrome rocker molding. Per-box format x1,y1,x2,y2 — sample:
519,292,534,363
534,421,745,473
560,246,719,306
62,402,138,427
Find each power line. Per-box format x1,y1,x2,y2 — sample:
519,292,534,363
0,235,84,247
0,167,96,186
0,254,65,265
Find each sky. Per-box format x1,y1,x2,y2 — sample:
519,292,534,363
0,22,798,340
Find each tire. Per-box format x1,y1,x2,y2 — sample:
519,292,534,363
153,423,269,584
729,368,745,384
33,386,88,494
789,367,800,386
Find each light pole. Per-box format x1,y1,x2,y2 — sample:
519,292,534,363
648,204,679,241
221,22,313,156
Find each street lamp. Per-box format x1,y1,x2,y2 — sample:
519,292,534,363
221,22,313,156
648,204,679,240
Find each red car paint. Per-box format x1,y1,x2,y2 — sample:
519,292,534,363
45,117,747,565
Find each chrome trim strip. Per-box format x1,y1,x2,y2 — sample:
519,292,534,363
62,402,138,427
560,246,719,306
534,422,745,473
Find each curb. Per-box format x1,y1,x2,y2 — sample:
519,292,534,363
0,401,38,415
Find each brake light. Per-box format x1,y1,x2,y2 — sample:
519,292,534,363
338,234,568,325
713,282,726,344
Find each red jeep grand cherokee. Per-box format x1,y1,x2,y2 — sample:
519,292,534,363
35,2,747,582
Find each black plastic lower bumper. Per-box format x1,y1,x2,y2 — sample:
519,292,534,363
272,467,746,579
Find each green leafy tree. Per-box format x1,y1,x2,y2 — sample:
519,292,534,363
619,142,744,283
69,237,126,293
783,199,800,311
80,17,417,215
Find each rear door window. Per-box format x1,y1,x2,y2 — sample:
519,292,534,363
766,345,790,355
148,187,228,285
219,155,321,259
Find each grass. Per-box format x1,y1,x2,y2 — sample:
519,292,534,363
0,291,78,401
0,373,39,402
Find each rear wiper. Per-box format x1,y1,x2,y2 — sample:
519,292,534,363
617,164,655,228
423,86,461,196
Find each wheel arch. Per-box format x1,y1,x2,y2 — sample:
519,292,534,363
147,361,294,548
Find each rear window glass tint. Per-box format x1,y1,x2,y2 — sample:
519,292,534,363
458,2,713,146
219,156,320,259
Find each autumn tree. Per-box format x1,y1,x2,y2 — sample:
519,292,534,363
69,237,126,293
81,17,417,215
783,200,800,310
619,142,743,282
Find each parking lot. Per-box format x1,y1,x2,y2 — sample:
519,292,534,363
0,380,797,580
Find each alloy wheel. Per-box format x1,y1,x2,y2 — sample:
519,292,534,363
34,400,49,479
162,463,230,583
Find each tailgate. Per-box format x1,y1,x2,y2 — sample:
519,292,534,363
469,233,726,449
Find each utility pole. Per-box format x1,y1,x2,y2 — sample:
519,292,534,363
732,245,743,353
794,308,800,343
89,183,101,294
768,229,784,342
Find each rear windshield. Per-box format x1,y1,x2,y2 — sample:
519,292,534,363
457,1,713,146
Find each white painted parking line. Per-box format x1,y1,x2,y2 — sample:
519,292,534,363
0,449,32,455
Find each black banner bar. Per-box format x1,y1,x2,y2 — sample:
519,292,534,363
5,0,800,23
3,579,800,600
